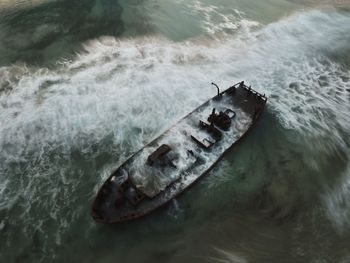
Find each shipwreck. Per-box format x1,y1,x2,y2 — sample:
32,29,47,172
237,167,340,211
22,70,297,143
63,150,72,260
91,81,267,223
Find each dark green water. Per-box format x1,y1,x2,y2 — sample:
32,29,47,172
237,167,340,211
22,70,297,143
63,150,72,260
1,0,350,262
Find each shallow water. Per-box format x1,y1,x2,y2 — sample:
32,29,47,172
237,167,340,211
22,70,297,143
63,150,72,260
0,0,350,262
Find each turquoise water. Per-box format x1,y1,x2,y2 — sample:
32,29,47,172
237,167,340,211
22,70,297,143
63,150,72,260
0,0,350,262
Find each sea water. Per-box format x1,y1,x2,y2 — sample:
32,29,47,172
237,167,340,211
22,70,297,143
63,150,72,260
0,0,350,262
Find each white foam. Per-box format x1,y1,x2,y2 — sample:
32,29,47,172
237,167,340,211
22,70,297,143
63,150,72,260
188,0,254,36
211,248,248,263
